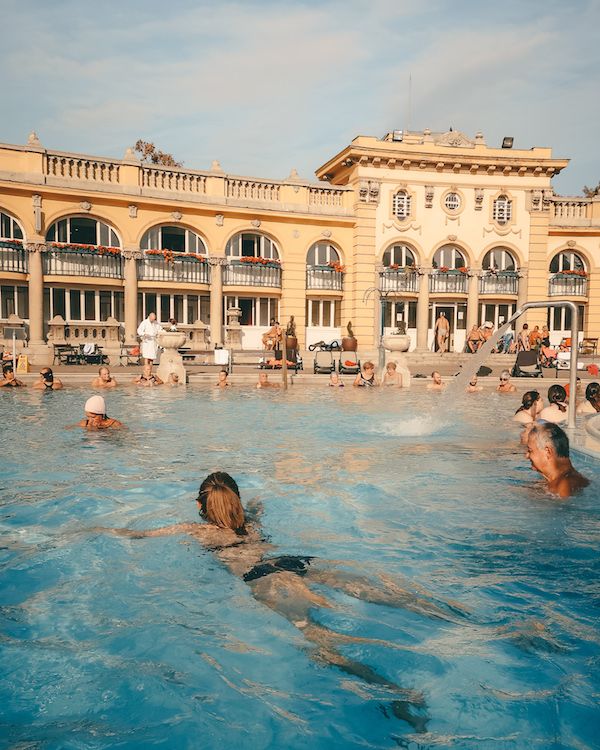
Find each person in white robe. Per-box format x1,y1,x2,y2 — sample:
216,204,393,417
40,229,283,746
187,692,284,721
137,313,163,364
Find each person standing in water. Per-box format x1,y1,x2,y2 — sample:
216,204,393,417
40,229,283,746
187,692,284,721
32,367,63,390
76,395,123,430
526,423,589,498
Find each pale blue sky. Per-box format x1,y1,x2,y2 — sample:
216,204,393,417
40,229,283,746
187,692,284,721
1,0,598,194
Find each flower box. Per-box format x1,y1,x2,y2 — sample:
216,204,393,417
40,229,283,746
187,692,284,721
49,242,121,256
145,249,207,265
0,239,24,249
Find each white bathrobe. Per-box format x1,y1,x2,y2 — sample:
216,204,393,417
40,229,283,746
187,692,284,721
137,318,163,360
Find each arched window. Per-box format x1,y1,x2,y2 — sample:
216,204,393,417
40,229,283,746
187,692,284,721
46,216,120,247
306,242,340,267
444,192,461,212
549,250,586,274
225,233,279,261
392,190,412,220
433,245,467,269
382,244,416,268
492,195,512,225
482,247,517,271
0,211,24,240
141,225,207,254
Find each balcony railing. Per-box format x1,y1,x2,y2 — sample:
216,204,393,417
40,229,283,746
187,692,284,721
428,271,468,294
43,248,124,278
138,254,210,284
379,269,419,294
479,272,519,295
306,266,343,291
224,261,282,288
548,274,588,297
0,243,28,273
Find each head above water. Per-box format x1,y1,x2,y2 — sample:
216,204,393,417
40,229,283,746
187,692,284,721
386,361,397,371
516,390,541,414
499,369,511,383
196,472,246,535
585,381,600,408
218,370,228,382
527,423,570,473
41,367,53,382
98,366,111,381
363,361,375,372
469,375,478,386
431,371,442,384
84,394,106,416
548,384,567,411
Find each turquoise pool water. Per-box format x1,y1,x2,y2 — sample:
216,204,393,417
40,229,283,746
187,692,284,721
1,385,599,749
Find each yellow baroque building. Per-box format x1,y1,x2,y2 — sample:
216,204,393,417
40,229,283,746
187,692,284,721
1,129,599,363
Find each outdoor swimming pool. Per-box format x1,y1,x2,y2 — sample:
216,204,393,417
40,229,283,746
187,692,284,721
1,385,599,749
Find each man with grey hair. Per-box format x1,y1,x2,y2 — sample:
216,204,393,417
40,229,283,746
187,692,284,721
497,369,516,393
526,423,589,498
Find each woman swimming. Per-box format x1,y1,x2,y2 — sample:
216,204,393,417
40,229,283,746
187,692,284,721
539,384,568,424
514,390,543,425
576,382,600,415
93,472,471,732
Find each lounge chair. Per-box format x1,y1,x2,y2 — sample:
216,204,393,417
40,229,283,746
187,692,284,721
338,352,361,375
512,350,543,378
313,348,335,374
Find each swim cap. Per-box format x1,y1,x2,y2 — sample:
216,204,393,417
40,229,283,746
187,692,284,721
85,395,106,414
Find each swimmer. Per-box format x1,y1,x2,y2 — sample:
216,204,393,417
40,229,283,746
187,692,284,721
353,361,378,387
216,370,230,388
0,364,25,387
32,367,63,390
576,382,600,415
133,363,163,387
497,370,516,393
256,372,279,389
514,390,543,425
526,423,589,498
75,395,123,430
328,372,344,387
382,361,402,387
93,472,474,733
166,372,181,387
466,374,483,393
426,371,445,391
539,384,568,424
91,366,117,389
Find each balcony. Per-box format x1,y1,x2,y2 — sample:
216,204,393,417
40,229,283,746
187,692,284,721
43,246,123,278
306,266,343,291
138,254,210,284
0,242,28,273
429,271,468,294
548,273,588,297
479,272,519,296
379,268,419,294
550,198,593,227
224,260,282,288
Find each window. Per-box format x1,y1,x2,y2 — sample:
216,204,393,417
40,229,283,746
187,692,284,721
138,292,209,325
306,299,341,327
383,300,417,328
141,225,207,254
548,305,585,333
306,242,341,266
225,233,279,261
392,191,411,220
482,247,516,271
444,193,461,212
382,244,416,268
0,211,24,240
549,251,586,274
225,296,279,325
1,286,15,318
433,245,466,269
492,195,512,225
99,291,112,322
46,217,120,247
84,290,95,320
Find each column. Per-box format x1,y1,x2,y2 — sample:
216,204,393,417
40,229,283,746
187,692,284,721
208,257,225,347
517,267,529,311
26,241,46,347
416,270,430,350
466,271,479,332
123,248,141,345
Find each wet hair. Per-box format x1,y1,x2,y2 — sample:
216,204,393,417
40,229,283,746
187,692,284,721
197,472,246,535
585,382,600,412
99,365,110,374
500,369,511,380
386,361,397,370
516,390,540,414
547,384,567,412
431,371,440,378
529,423,570,459
363,361,375,370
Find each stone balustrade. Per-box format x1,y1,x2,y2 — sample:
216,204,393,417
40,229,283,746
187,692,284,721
550,197,593,226
141,166,206,194
47,315,123,345
46,153,120,184
226,178,281,202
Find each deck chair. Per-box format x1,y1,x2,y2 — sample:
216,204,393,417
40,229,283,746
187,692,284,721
81,343,108,365
313,348,335,374
339,352,360,375
512,350,543,378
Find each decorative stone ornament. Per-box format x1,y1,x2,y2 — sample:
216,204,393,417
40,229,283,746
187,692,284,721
128,204,138,219
80,201,92,212
215,214,224,226
425,186,434,208
251,219,261,228
210,160,223,173
474,188,484,210
530,190,543,211
359,181,381,204
321,230,332,238
171,211,183,221
567,240,576,247
27,131,42,147
32,194,42,232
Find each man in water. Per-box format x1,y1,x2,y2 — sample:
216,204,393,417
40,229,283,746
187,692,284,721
435,312,450,354
91,366,117,389
497,370,516,393
427,371,445,391
0,364,25,387
32,367,63,390
257,372,279,389
466,374,483,393
526,423,589,498
216,370,230,388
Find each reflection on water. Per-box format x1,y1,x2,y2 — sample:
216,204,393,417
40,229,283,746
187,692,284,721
0,385,599,749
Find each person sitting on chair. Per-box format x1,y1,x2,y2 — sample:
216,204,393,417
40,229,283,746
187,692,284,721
466,325,483,353
261,319,282,351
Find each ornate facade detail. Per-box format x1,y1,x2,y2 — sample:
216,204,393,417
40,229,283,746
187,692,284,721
369,181,380,201
530,190,543,211
25,242,47,253
215,214,224,226
543,189,553,209
122,248,143,261
447,234,458,242
32,194,42,232
567,240,576,247
207,256,228,267
171,211,183,221
321,229,332,238
483,225,522,239
424,185,434,208
27,131,42,147
128,204,138,219
250,219,261,228
293,229,300,239
80,201,92,212
358,180,380,203
434,130,476,148
382,220,422,235
359,181,369,201
474,188,484,210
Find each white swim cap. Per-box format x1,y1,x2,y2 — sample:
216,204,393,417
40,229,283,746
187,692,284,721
85,395,106,414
